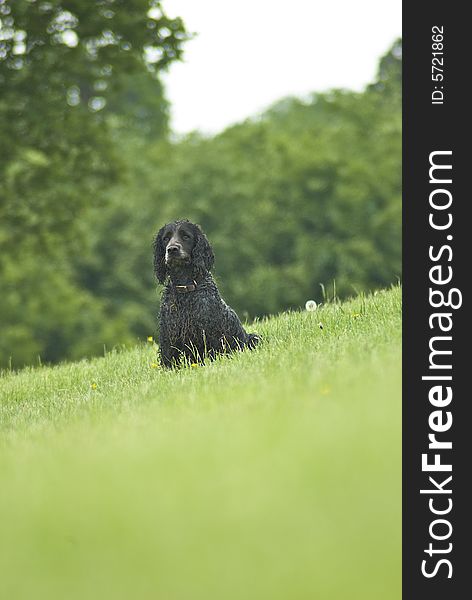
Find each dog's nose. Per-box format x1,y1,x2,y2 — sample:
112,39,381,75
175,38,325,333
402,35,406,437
167,244,181,254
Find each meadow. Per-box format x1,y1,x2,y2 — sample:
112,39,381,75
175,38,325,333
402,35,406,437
0,287,401,600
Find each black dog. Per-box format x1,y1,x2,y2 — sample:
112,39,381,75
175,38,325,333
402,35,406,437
153,220,260,367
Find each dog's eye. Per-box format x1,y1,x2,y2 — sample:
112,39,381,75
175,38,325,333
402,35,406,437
181,233,190,240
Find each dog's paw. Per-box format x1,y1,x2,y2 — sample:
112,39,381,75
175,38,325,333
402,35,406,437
247,333,261,349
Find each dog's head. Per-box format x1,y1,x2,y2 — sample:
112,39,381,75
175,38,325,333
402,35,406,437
153,220,214,283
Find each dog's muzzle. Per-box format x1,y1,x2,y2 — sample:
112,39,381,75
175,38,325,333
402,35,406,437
165,245,185,263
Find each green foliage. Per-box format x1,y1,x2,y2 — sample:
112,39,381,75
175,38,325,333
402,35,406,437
0,0,187,236
106,70,171,138
0,33,401,368
368,37,402,102
102,40,401,320
0,0,187,368
0,287,401,599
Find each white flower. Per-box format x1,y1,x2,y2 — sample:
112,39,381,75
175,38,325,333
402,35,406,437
305,300,318,312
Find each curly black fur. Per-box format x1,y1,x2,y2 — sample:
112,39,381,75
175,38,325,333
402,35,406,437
153,220,260,368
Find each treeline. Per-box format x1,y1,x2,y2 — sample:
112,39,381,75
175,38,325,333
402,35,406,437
0,0,401,369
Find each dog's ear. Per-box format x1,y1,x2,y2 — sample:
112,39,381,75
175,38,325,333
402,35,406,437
192,225,214,276
153,227,167,283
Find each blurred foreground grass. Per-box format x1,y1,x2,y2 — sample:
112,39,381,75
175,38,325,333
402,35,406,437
0,287,401,600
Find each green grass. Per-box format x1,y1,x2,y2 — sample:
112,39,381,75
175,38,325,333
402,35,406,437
0,287,401,600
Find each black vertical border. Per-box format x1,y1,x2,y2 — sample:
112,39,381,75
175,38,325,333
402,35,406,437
403,2,468,598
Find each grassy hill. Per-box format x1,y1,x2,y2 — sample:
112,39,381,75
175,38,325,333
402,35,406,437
0,287,401,600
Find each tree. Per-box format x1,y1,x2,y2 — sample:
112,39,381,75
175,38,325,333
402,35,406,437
368,37,402,103
0,0,187,243
132,54,401,317
0,1,188,368
0,36,402,368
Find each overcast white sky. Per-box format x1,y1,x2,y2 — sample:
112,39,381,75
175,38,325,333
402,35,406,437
161,0,401,135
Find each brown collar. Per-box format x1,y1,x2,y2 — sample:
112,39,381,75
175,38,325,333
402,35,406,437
173,280,198,293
